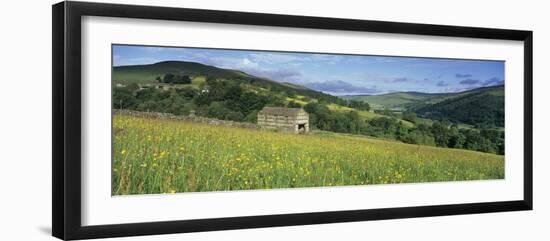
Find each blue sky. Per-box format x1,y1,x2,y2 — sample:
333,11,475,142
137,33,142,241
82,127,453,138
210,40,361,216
113,45,505,95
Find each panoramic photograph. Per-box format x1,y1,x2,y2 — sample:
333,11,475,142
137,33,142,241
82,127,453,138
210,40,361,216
111,44,505,195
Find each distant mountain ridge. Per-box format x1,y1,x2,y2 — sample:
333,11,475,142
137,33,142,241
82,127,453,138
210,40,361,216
342,85,503,109
113,60,317,91
344,85,504,127
114,60,255,84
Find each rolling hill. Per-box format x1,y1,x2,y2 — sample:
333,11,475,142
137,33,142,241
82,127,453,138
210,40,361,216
344,85,504,127
112,61,344,103
414,85,504,127
114,60,260,84
343,92,446,110
342,85,504,112
112,60,426,133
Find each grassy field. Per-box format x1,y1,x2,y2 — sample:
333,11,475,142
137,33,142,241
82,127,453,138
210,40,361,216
343,92,439,109
112,114,504,195
327,104,415,128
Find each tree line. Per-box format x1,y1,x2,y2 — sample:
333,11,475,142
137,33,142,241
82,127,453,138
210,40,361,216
303,102,504,155
155,73,192,84
414,91,504,128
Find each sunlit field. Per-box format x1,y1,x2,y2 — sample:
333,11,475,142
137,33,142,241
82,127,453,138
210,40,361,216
112,114,504,195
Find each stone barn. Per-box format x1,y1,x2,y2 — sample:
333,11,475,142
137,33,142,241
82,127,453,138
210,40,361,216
257,107,309,134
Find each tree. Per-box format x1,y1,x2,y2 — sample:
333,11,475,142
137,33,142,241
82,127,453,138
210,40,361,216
113,87,135,109
135,100,161,112
239,92,267,116
134,88,157,106
402,111,417,123
287,101,303,108
348,100,370,111
163,73,192,84
431,121,451,147
176,88,198,99
163,73,176,83
461,129,498,154
448,125,466,148
304,102,340,131
344,111,365,134
401,129,435,146
224,85,243,101
194,93,212,106
481,128,504,154
172,75,191,84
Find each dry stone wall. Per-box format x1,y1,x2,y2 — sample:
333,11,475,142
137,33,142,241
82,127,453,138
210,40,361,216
114,110,260,129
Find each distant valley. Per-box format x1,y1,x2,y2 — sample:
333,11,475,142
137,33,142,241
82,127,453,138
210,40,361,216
343,85,504,127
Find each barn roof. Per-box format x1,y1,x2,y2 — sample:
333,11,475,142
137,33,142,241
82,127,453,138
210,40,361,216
258,107,305,116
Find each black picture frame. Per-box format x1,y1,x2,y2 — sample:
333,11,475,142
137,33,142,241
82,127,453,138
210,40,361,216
52,1,533,240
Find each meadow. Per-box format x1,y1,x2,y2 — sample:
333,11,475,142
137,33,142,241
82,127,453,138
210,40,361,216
112,114,504,195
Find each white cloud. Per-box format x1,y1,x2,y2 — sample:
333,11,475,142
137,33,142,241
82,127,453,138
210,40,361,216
241,58,259,68
249,53,304,64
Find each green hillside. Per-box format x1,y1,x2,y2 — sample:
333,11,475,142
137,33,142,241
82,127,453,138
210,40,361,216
326,103,415,128
113,61,251,84
343,85,504,114
414,85,504,127
343,92,446,110
113,61,342,102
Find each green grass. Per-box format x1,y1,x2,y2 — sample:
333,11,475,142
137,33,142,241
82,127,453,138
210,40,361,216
415,117,434,126
344,92,438,109
191,76,206,85
327,104,415,128
327,103,354,111
112,71,159,84
112,114,504,195
286,97,308,105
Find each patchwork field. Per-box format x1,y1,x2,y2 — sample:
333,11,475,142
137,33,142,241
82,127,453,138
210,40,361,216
112,114,504,195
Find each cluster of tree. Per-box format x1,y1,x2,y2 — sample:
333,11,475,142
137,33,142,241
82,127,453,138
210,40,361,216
301,102,504,155
370,119,505,155
204,75,347,108
303,102,367,134
156,73,192,84
401,111,417,123
346,100,371,111
414,92,504,127
113,79,283,123
373,108,398,117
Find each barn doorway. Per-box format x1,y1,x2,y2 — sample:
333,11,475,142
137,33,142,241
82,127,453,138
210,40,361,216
297,124,306,134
